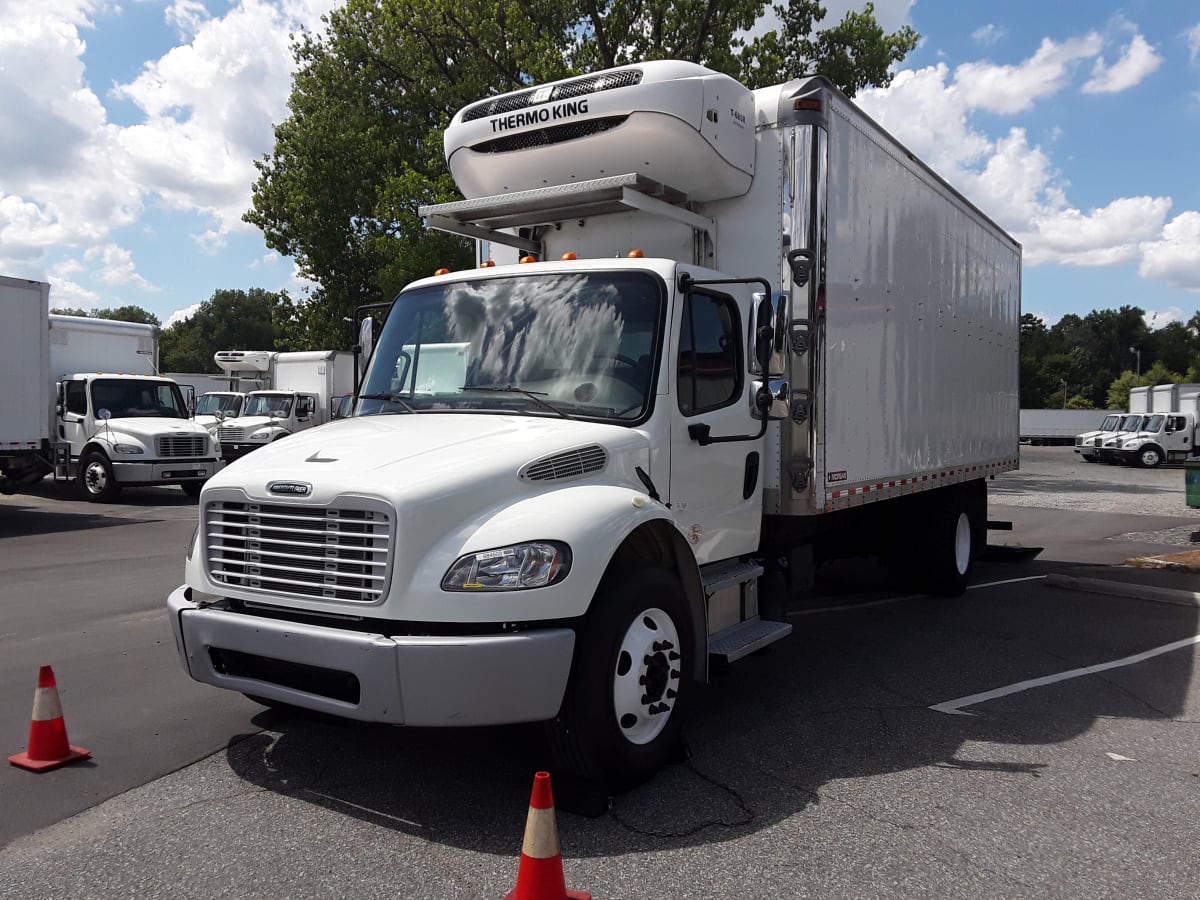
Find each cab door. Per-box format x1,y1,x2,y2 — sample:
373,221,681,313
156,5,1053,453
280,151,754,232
666,278,764,564
58,379,91,457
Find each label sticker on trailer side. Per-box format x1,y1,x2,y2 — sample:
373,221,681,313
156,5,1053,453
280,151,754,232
827,470,848,483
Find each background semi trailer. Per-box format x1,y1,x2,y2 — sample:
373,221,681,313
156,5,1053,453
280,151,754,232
1020,409,1122,446
0,276,53,493
169,61,1020,790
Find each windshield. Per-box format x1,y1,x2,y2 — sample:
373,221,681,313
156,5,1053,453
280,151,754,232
245,394,293,417
1119,414,1143,431
1144,414,1164,433
1100,415,1119,431
91,379,188,419
359,271,665,423
196,393,243,416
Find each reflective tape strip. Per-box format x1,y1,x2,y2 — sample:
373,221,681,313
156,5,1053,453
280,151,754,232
521,806,561,859
31,686,63,722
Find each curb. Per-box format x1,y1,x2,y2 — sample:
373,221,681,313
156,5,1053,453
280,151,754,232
1126,557,1200,575
1045,573,1200,608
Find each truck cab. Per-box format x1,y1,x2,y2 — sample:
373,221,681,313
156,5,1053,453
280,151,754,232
1095,414,1149,464
55,373,223,500
1109,411,1198,468
217,390,320,460
194,391,246,434
1074,414,1122,462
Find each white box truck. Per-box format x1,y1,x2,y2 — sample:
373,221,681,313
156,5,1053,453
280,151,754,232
0,276,53,494
47,314,224,500
215,350,353,460
1100,393,1200,467
169,61,1020,790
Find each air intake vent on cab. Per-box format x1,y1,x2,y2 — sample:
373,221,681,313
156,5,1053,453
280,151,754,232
521,446,608,482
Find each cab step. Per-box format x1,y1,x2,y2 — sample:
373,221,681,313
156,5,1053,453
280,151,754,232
708,617,792,664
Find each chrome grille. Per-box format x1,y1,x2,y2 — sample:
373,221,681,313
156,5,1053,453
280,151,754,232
521,445,607,481
204,499,393,603
460,69,643,123
218,426,246,442
157,434,208,457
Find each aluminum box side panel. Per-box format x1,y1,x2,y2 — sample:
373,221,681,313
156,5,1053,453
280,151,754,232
817,98,1020,504
0,277,50,446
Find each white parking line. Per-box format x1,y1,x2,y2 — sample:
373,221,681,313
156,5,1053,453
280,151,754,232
788,574,1047,617
930,634,1200,716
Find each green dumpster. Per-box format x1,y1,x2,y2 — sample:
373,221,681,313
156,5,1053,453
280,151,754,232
1187,460,1200,509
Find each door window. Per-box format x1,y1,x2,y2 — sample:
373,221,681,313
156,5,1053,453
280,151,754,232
678,292,741,415
65,381,87,415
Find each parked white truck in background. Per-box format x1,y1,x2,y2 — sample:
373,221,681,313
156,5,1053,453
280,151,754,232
0,276,223,500
169,61,1020,790
215,350,353,460
1073,413,1124,462
1099,394,1200,467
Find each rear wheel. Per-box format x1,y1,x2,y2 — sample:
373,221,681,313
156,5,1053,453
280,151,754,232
79,451,121,503
546,567,693,792
924,487,978,597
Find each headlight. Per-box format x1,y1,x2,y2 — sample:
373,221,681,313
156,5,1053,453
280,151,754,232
112,443,144,454
442,541,572,591
250,430,272,441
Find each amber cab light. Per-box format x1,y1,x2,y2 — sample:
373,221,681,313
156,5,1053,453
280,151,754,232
560,252,577,260
433,267,451,275
479,259,496,268
519,255,538,264
627,249,644,258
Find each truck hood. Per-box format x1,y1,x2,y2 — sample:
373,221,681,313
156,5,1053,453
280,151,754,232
208,413,651,504
101,417,209,439
218,415,282,431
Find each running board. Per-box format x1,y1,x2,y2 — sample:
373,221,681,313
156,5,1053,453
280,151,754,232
708,617,792,664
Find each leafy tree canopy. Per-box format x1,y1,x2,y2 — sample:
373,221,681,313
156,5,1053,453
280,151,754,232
51,305,161,326
246,0,919,346
160,289,294,373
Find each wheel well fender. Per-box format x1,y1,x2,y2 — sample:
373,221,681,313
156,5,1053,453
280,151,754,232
598,520,707,684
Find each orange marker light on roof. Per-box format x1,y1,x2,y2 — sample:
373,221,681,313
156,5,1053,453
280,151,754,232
560,252,577,260
479,259,496,268
627,249,644,258
434,267,451,276
519,255,538,264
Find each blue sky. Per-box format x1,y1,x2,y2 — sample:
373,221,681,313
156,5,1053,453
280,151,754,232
2,0,1197,330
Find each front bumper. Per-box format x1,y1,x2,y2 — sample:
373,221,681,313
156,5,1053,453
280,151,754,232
168,586,576,726
112,458,222,484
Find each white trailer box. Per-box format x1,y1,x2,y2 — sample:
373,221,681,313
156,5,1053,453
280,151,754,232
1129,386,1150,414
1150,383,1200,413
49,314,158,378
0,276,52,492
1021,409,1123,445
171,62,1020,792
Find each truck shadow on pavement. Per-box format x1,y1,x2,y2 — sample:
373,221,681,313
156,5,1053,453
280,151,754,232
222,560,1196,857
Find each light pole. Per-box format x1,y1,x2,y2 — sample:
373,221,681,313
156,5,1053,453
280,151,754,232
1129,346,1141,384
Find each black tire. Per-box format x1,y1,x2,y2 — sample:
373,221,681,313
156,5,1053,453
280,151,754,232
1135,446,1164,468
180,481,204,498
924,489,975,597
546,567,694,792
79,451,121,503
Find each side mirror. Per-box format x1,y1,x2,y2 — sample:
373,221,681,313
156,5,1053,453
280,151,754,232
97,408,112,420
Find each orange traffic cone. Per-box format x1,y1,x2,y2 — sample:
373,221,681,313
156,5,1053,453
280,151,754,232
8,666,91,773
503,771,591,900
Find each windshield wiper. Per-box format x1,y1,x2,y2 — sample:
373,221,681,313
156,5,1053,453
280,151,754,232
357,392,417,414
460,385,570,419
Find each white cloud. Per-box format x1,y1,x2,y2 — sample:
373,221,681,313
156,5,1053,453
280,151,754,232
0,0,336,288
953,33,1103,114
166,302,202,327
972,24,1006,47
1143,307,1185,330
858,60,1185,280
84,242,158,290
1082,34,1162,94
1187,24,1200,62
1138,212,1200,292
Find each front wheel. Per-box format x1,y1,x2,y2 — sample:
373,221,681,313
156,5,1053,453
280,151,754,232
1135,446,1164,468
180,481,204,498
79,451,121,503
546,568,693,792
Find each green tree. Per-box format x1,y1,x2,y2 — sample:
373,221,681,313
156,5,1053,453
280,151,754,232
160,289,291,372
246,0,918,345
